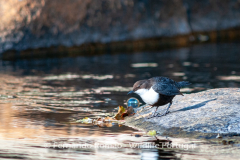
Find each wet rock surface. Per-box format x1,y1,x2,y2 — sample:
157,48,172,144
1,0,240,54
125,88,240,138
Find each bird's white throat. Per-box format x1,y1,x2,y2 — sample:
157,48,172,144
135,87,159,105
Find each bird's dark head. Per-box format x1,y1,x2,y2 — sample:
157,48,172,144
128,79,150,95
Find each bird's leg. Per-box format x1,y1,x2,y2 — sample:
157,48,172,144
147,106,159,119
152,106,159,116
157,102,172,117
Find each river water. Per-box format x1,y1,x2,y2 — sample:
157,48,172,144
0,43,240,159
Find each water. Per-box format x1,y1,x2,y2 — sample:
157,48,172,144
0,42,240,159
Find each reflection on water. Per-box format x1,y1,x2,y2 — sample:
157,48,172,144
0,43,240,159
0,103,179,159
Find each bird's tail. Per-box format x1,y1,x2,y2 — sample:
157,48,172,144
177,81,191,88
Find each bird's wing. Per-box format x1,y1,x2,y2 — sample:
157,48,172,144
152,78,182,96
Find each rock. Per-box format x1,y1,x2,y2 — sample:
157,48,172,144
1,0,240,55
125,88,240,138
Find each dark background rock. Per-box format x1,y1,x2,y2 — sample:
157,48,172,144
1,0,240,54
126,88,240,138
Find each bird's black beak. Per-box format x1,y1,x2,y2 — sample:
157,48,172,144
127,90,134,95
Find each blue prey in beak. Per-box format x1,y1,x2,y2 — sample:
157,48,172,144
127,90,134,95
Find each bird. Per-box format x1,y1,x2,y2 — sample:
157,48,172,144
128,77,190,118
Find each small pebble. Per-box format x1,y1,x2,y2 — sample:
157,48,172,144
222,140,227,145
135,134,141,137
216,134,222,138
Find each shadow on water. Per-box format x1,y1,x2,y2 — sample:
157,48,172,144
0,42,240,159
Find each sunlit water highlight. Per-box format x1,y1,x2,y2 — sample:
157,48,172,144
0,43,240,159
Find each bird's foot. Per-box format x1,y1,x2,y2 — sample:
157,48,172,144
156,111,170,117
147,112,158,119
147,115,156,119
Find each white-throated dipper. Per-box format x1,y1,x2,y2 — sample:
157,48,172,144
128,77,190,118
